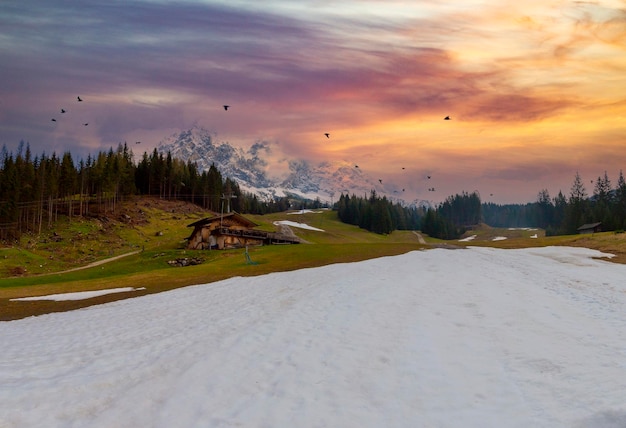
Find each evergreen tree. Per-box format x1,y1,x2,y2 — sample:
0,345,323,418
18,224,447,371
592,171,613,229
535,189,553,229
616,171,626,229
563,172,590,234
550,191,567,235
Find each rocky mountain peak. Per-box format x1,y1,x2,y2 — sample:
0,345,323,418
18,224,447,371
157,126,429,208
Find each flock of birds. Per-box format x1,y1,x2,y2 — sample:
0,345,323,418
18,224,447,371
51,96,143,145
50,96,88,127
50,99,450,198
220,103,449,197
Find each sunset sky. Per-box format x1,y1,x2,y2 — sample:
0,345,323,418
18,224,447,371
1,0,625,204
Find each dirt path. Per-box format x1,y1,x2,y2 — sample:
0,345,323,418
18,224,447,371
39,250,141,276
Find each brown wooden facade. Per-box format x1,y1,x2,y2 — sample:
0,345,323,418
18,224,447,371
186,212,299,250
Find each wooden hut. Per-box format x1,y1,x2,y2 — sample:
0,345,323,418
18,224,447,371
186,212,299,250
577,222,602,234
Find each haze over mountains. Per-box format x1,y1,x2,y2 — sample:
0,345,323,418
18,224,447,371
157,127,428,207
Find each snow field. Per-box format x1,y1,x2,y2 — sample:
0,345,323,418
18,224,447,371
1,246,626,427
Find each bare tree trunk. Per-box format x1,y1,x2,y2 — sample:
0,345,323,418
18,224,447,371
48,195,53,228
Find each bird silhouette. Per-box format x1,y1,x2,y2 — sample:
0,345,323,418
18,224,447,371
77,96,83,102
61,109,66,113
135,141,141,144
223,105,229,111
401,167,405,170
51,118,56,122
379,179,383,184
444,116,450,120
83,123,88,126
355,165,359,168
324,133,330,138
427,175,431,179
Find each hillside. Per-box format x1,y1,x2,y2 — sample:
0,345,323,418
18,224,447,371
0,196,424,320
2,196,626,321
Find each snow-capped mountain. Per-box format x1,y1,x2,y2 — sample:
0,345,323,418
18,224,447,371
157,126,429,207
156,127,273,189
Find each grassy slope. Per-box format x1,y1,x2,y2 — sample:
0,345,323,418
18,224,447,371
451,223,626,264
0,200,424,320
1,198,625,321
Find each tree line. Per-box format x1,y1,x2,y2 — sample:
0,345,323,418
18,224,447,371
483,171,626,235
336,191,421,234
335,191,480,239
3,140,623,241
338,169,626,240
0,142,317,240
421,192,481,239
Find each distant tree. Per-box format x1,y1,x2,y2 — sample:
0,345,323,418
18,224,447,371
421,208,459,239
336,191,419,234
592,171,614,229
616,171,626,229
549,191,567,236
563,172,590,234
535,189,553,229
59,151,77,219
438,191,481,227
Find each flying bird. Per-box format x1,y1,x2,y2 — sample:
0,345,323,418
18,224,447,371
427,175,431,179
83,123,88,126
51,118,56,122
61,109,66,113
355,165,359,168
324,133,330,138
223,105,229,111
444,116,450,120
402,167,405,170
379,179,383,184
135,141,141,144
77,96,83,102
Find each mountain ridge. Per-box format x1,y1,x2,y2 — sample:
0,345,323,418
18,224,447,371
157,126,430,208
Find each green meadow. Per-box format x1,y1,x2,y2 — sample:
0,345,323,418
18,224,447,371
1,197,625,321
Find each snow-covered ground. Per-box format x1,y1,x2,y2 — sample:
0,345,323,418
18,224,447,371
2,246,626,428
273,220,325,231
10,287,146,301
459,234,477,242
287,209,325,215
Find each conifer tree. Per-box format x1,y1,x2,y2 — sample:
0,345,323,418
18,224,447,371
563,172,590,234
616,171,626,229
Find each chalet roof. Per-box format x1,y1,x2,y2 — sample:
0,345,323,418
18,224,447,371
187,212,259,229
577,222,602,231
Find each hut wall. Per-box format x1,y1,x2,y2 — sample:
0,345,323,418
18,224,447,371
187,228,203,250
201,227,211,241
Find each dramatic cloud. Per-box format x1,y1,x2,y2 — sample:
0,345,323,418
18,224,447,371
1,0,624,203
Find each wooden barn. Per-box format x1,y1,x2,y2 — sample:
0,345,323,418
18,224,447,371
186,212,299,250
577,222,602,234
